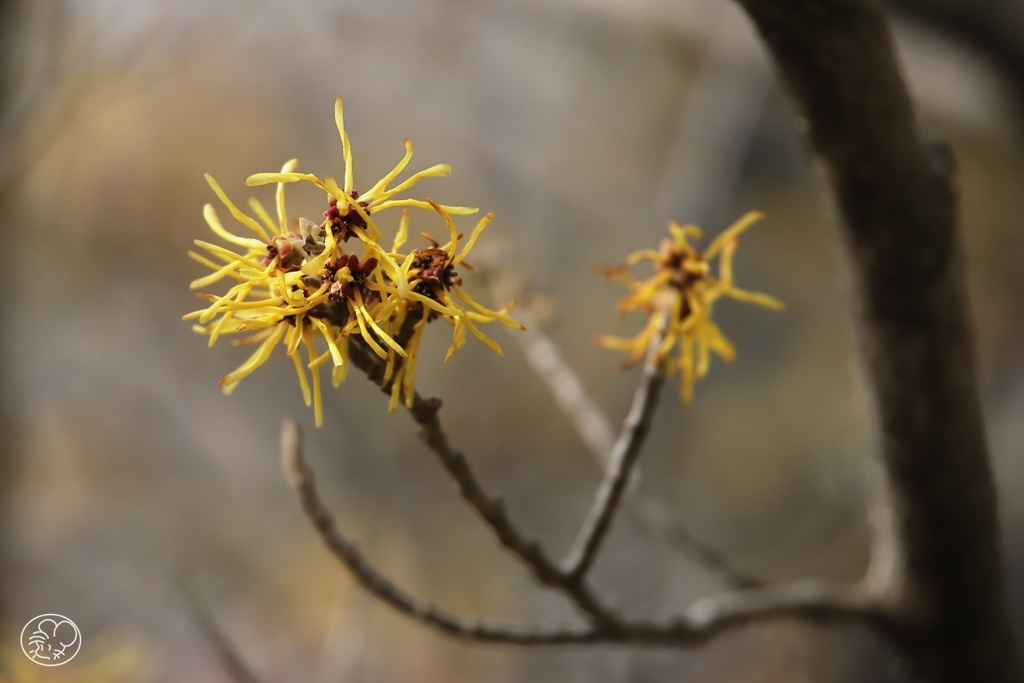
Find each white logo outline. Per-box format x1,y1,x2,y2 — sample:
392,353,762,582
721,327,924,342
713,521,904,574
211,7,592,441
20,614,81,666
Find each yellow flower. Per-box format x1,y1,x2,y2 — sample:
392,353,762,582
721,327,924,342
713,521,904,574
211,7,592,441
244,96,477,300
598,210,783,404
185,97,518,426
380,201,525,412
182,171,385,428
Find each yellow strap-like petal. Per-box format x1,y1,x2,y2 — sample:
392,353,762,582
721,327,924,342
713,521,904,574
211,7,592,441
363,139,414,202
669,221,702,249
285,320,304,355
302,325,324,427
462,314,502,356
248,197,278,236
393,209,410,252
620,249,664,269
427,199,459,258
192,240,265,269
453,287,523,329
219,322,287,393
372,281,460,317
197,282,251,324
230,328,275,347
374,164,451,203
289,347,312,406
388,365,405,413
454,213,494,265
353,304,388,359
704,209,764,259
276,158,300,233
189,258,246,289
187,251,246,285
722,286,784,310
400,317,428,409
246,171,322,187
205,174,272,242
596,334,642,352
355,291,406,356
372,198,478,215
332,339,350,387
277,270,306,306
203,204,266,250
332,96,354,193
444,317,467,361
310,318,345,367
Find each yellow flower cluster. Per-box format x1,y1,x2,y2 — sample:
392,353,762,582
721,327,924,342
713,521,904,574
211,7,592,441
598,211,782,404
184,97,523,426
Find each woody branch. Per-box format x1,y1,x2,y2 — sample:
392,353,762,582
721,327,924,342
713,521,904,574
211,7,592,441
282,411,888,647
485,268,763,588
283,328,901,647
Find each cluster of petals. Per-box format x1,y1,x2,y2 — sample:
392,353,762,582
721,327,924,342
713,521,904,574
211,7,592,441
598,210,783,404
184,97,523,426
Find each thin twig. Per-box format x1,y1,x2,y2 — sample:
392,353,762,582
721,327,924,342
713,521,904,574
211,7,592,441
670,580,883,640
180,580,268,683
514,321,616,459
345,336,619,626
484,267,763,588
631,495,762,588
281,419,602,644
563,322,667,581
653,5,773,227
283,419,890,647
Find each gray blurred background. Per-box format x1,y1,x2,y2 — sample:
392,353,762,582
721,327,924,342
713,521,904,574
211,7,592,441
0,0,1022,680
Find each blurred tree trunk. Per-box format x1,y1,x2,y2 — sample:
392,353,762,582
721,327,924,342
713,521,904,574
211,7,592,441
733,0,1024,681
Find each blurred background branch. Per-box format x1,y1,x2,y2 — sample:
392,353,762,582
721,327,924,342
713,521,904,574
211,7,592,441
181,580,269,683
887,0,1024,115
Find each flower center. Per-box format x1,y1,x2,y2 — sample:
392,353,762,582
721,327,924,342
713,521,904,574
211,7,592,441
323,190,370,242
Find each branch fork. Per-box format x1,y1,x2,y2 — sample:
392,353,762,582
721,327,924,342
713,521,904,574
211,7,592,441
282,329,895,647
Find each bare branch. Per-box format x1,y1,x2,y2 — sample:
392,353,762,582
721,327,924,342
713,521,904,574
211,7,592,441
671,580,883,641
284,419,888,647
484,268,763,588
344,338,619,626
289,320,894,648
630,493,762,589
514,319,617,459
563,327,666,581
180,581,268,683
281,419,602,644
